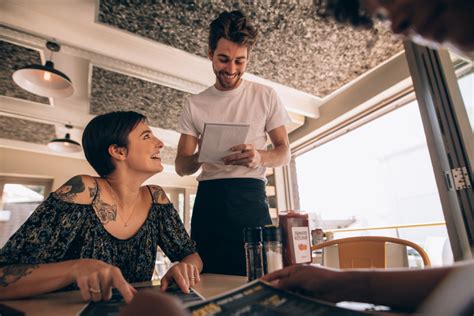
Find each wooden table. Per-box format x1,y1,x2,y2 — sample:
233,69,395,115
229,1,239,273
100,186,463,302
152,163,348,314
0,274,247,316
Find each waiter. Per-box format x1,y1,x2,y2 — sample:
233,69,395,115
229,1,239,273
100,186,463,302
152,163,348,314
175,10,291,275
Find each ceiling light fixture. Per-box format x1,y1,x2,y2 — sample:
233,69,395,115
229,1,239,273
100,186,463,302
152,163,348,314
47,124,82,153
12,41,74,98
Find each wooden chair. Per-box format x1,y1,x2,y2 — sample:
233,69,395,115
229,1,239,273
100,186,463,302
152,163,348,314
312,236,431,269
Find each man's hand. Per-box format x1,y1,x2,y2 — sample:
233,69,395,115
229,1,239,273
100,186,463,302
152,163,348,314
160,262,201,294
261,264,367,304
223,144,263,168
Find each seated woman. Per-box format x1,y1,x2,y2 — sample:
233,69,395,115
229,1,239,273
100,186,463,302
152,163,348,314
0,111,202,303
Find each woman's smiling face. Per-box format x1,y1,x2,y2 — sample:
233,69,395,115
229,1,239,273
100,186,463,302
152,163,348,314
124,121,164,175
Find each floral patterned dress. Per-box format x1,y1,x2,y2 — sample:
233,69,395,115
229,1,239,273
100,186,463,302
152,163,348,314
0,186,196,289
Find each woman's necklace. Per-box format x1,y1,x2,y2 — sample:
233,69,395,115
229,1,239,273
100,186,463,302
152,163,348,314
104,178,139,227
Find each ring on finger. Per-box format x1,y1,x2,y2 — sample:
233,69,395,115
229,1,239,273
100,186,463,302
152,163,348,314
89,288,102,294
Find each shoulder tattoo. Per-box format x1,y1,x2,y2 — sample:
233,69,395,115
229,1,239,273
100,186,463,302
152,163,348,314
88,184,98,199
152,188,169,204
0,264,39,287
56,176,85,202
92,188,117,225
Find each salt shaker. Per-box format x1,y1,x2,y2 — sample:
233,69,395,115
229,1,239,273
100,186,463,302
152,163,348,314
243,227,264,282
262,225,283,274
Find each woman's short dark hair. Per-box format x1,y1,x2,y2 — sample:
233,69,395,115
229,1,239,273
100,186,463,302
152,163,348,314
209,10,258,53
82,111,146,177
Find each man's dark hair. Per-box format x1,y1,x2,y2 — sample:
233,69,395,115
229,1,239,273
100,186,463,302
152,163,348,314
82,111,146,177
209,10,258,53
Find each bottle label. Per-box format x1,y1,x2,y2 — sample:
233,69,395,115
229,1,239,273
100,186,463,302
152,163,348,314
291,226,311,263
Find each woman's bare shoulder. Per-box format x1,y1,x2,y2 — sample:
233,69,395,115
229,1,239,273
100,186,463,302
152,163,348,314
54,175,98,205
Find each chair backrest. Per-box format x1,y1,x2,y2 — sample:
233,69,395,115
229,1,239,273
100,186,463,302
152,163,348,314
312,236,431,269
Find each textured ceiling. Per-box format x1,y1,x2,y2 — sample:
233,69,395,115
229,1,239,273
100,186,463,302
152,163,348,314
0,116,55,144
0,1,404,162
0,40,50,104
90,67,190,131
98,0,403,97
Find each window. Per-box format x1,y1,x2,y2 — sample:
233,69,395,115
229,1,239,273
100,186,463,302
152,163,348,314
0,176,52,247
178,192,185,222
162,187,186,222
295,99,453,266
188,193,196,229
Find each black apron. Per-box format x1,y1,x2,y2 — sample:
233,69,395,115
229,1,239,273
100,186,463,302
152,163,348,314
191,178,271,276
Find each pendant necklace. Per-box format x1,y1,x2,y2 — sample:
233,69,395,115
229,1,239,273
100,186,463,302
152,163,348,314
104,178,139,227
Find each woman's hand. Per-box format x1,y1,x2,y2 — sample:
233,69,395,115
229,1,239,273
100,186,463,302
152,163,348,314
71,259,136,303
160,262,201,294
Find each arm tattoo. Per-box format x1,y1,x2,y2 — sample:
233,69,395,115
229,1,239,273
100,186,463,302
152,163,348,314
93,189,117,225
152,188,170,204
0,264,39,287
56,175,85,202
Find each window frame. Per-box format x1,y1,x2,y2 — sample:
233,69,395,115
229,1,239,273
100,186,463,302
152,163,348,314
404,43,473,260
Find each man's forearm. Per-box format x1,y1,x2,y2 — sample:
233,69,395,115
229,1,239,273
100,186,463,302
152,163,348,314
258,144,290,168
175,154,202,176
365,267,451,310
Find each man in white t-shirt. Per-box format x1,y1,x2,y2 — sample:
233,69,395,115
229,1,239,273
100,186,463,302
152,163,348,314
175,10,291,276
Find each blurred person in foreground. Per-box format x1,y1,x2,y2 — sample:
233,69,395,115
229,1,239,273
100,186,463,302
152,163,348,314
262,261,474,313
120,261,474,315
315,0,474,54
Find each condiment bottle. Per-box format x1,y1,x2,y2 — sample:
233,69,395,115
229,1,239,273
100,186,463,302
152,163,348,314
311,227,325,246
243,227,264,281
262,225,283,274
279,211,312,266
325,231,334,241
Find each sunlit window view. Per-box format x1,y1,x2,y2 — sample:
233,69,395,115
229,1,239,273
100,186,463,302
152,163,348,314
296,101,453,266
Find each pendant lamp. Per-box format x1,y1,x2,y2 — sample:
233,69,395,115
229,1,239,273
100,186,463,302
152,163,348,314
12,41,74,98
48,124,82,153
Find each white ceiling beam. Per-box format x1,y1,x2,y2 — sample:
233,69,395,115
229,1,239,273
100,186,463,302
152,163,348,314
0,98,182,148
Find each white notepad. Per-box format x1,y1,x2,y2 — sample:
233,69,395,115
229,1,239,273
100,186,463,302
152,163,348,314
198,123,250,163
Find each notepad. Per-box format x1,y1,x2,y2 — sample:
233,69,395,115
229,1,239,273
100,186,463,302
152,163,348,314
198,123,250,163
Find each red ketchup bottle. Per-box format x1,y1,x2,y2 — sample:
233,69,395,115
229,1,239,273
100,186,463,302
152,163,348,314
279,210,312,266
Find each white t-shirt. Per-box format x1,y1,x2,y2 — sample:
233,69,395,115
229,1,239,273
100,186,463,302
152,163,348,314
177,80,291,182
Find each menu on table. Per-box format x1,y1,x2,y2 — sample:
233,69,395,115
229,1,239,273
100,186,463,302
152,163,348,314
79,284,204,316
188,280,378,315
